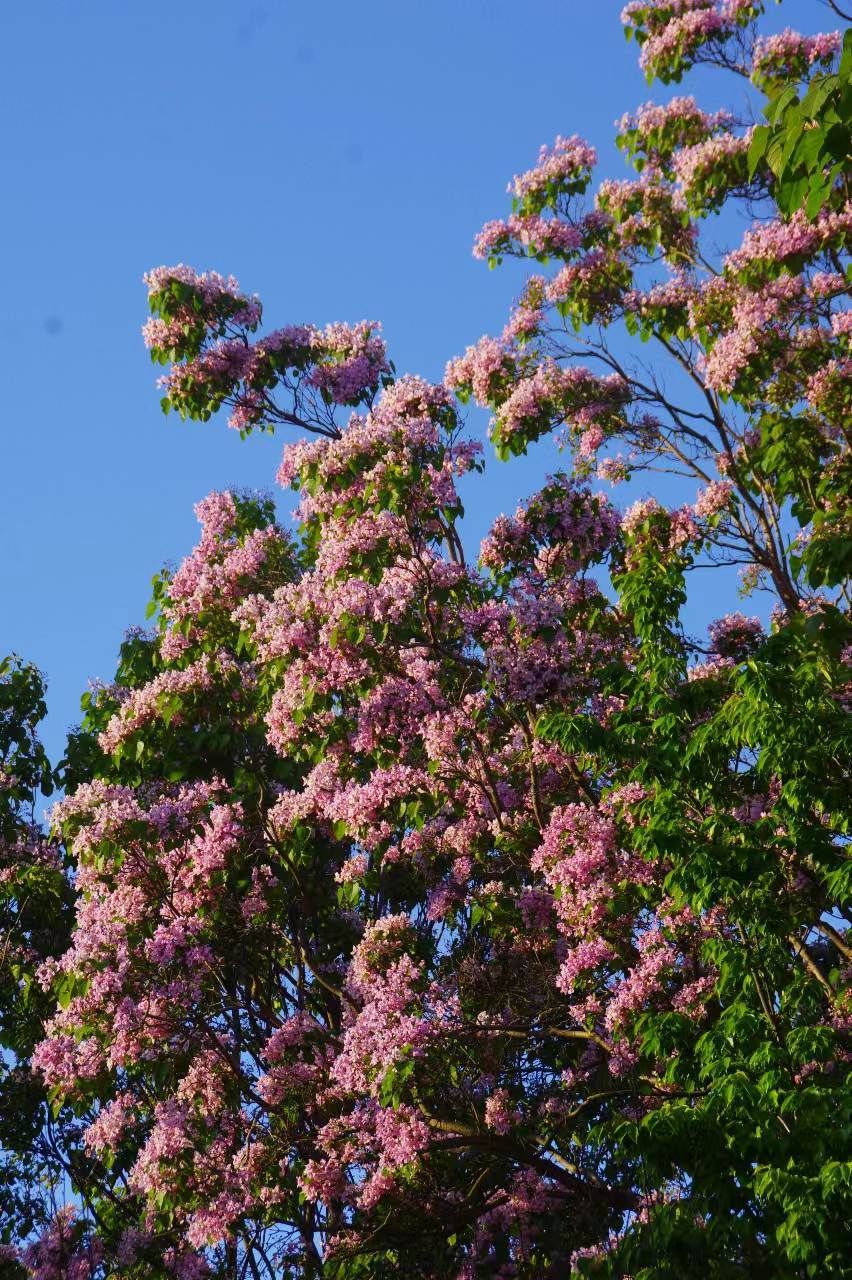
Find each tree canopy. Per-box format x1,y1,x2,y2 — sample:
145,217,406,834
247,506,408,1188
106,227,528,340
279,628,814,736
2,2,850,1277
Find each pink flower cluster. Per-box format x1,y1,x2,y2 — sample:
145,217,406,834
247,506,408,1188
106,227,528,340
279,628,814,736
333,951,437,1094
707,611,763,657
752,28,842,85
626,272,697,317
622,497,663,537
493,362,628,446
544,248,626,319
83,1091,135,1154
34,783,243,1104
142,265,262,365
725,205,852,274
147,276,393,438
97,655,223,752
20,1207,103,1280
622,1,759,79
699,275,806,393
144,264,246,305
617,96,733,156
301,1101,432,1213
307,320,390,405
693,479,733,519
484,1087,519,1135
473,215,584,260
671,130,751,192
480,473,621,577
160,489,289,646
444,334,516,404
143,264,261,325
509,135,597,204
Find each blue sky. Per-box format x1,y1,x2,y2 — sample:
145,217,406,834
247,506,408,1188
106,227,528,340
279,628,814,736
0,0,828,767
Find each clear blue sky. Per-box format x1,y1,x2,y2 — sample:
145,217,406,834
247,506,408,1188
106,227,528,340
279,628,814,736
0,0,827,767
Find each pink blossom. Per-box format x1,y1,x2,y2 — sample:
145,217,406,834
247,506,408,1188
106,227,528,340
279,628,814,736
636,9,726,76
83,1091,134,1154
556,937,616,995
830,311,852,338
444,334,514,403
700,273,809,393
752,28,842,84
725,205,852,274
97,655,224,752
484,1088,518,1135
509,135,597,203
687,654,735,681
671,974,716,1017
805,357,852,410
597,454,632,485
622,496,663,536
694,479,733,519
335,853,369,884
143,263,261,327
308,321,390,404
626,272,697,317
671,130,751,192
707,611,763,657
618,96,733,152
20,1207,103,1280
473,215,583,260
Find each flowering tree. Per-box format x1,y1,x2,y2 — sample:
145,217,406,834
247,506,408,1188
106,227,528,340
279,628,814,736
5,2,851,1277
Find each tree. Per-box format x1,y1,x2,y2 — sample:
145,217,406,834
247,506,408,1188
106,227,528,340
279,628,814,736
6,1,851,1276
0,658,75,1265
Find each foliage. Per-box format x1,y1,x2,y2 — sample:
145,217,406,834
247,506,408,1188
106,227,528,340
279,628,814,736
748,26,852,218
0,658,75,1264
3,2,851,1277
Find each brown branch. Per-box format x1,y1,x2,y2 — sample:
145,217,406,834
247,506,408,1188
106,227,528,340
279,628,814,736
815,920,852,962
788,932,834,996
421,1114,638,1210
